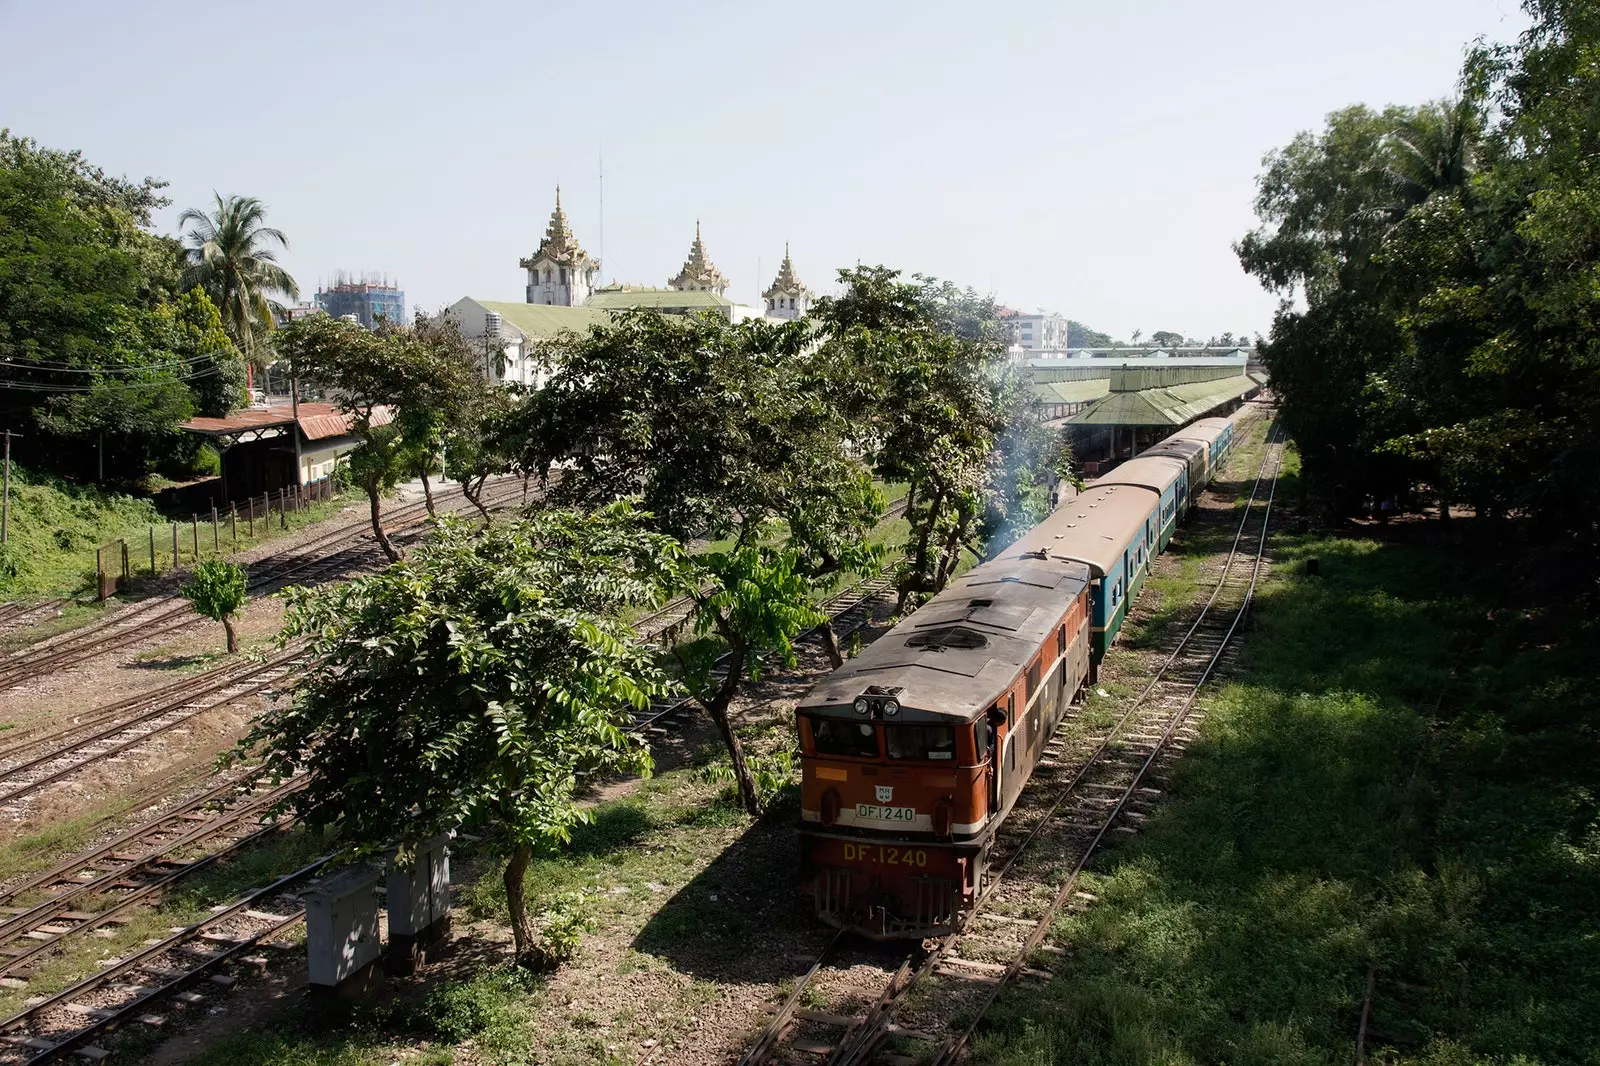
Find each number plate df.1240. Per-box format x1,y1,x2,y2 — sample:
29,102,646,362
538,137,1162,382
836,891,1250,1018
855,804,916,822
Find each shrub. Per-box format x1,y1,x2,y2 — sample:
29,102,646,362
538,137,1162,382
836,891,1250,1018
526,891,595,972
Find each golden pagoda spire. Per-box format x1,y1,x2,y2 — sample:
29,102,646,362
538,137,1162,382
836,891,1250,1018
763,242,808,299
668,219,728,294
521,186,592,269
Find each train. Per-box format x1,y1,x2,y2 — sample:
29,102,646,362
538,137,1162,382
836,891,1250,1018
794,415,1239,938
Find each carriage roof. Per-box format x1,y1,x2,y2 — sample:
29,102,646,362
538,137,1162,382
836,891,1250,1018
798,540,1091,725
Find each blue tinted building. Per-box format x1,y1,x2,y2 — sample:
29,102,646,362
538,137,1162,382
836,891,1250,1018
314,274,405,329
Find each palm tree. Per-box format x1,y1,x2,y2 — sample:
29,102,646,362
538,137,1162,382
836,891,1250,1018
1368,97,1483,223
179,194,300,366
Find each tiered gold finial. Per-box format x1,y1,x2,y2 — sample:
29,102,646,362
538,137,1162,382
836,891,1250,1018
521,186,591,268
763,242,808,299
668,220,728,293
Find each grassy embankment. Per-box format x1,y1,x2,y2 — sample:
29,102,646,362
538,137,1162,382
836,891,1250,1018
971,444,1600,1066
0,464,355,623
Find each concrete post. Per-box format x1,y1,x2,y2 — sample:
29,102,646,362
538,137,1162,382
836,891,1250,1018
304,863,384,999
385,834,453,974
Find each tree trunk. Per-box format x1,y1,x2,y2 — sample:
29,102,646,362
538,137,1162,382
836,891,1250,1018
221,616,237,654
420,469,436,517
503,842,535,966
464,475,492,522
700,637,761,815
898,486,944,613
818,622,844,669
366,475,400,562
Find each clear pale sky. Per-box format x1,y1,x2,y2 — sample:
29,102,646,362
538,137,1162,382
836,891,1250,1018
0,0,1526,341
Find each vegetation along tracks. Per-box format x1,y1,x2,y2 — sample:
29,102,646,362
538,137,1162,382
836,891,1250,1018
741,425,1285,1066
0,475,530,689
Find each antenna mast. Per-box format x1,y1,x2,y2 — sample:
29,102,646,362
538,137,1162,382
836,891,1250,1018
598,147,605,285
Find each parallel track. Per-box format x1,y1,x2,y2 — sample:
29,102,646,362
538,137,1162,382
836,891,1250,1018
741,422,1285,1066
0,547,907,1061
0,476,529,690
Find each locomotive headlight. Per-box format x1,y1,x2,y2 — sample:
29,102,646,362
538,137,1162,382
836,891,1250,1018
882,699,901,716
853,697,871,715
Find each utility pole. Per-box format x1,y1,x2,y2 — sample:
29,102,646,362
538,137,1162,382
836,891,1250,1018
1,428,17,546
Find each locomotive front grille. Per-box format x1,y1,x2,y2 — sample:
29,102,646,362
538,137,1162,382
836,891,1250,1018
814,869,961,939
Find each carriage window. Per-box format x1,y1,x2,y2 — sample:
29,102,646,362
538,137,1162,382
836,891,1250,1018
810,717,879,757
1025,662,1040,698
886,725,957,761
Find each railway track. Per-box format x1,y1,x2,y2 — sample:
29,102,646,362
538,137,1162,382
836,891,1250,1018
0,499,907,1061
0,776,300,982
0,602,66,638
0,476,530,691
739,425,1285,1066
0,651,303,820
0,858,329,1065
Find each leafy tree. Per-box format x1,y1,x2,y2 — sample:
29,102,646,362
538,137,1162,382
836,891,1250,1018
231,506,689,965
274,314,482,560
812,267,1065,611
181,559,248,653
444,384,519,521
521,309,883,813
1149,330,1185,348
1066,320,1115,348
1239,0,1600,590
178,193,299,364
0,130,217,481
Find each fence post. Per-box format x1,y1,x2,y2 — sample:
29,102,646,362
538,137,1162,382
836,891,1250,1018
149,526,156,575
230,504,237,548
172,522,179,566
248,495,255,537
279,487,287,529
192,514,199,559
211,505,219,552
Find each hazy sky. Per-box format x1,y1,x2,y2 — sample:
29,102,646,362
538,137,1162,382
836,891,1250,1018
2,0,1526,341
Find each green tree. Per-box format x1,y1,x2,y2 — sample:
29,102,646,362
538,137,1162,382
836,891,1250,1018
444,384,518,522
812,267,1064,611
181,559,248,653
0,130,208,481
231,506,689,965
274,314,482,560
1149,330,1185,348
178,193,299,363
521,309,883,813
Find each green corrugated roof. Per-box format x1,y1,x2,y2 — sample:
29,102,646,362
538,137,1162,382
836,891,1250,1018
584,288,732,310
1030,379,1112,405
1070,375,1258,426
1249,370,1270,385
475,301,612,339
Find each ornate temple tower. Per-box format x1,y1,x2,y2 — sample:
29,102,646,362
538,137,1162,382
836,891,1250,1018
666,221,729,295
519,187,599,305
762,244,811,320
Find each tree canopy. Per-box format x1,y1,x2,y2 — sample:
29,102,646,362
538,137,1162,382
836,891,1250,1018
0,130,249,482
1239,0,1600,595
234,504,689,965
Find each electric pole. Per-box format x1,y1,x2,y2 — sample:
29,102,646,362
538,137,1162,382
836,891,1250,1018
1,428,18,546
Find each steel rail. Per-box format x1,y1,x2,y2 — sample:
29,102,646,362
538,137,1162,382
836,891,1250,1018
0,653,301,810
833,425,1286,1066
0,857,332,1065
0,475,530,688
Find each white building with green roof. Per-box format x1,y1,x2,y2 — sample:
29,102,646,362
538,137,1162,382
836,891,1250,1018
444,298,611,386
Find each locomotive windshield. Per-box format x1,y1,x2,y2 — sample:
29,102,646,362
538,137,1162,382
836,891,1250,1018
810,717,880,757
886,725,957,760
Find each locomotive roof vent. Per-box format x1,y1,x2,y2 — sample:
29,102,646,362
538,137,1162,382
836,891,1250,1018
906,626,989,651
967,598,993,608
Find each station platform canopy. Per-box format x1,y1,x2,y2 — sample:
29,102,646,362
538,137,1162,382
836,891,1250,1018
180,402,392,447
1068,374,1258,426
1029,378,1112,406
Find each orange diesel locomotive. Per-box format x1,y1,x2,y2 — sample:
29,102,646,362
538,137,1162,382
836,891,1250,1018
796,537,1093,938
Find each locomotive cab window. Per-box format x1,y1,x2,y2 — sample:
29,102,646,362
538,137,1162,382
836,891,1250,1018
886,725,956,761
809,717,879,758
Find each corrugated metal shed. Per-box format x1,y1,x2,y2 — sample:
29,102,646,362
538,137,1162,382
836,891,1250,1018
1069,375,1257,426
1029,379,1111,405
